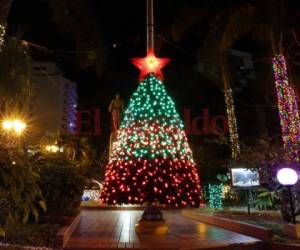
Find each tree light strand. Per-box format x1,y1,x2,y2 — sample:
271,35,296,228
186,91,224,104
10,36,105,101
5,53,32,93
208,184,223,209
272,54,300,160
0,23,6,50
224,88,240,159
100,74,201,207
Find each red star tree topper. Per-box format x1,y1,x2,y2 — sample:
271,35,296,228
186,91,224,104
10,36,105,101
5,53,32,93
131,49,170,80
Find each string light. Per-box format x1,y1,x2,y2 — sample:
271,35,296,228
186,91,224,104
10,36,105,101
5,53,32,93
224,88,240,159
64,82,78,132
100,74,201,207
0,23,6,49
208,184,223,209
272,54,300,161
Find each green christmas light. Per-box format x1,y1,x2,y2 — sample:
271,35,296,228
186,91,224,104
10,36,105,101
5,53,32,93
208,184,223,209
101,74,201,207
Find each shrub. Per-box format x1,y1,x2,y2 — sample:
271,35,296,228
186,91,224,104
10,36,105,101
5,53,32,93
0,147,45,237
32,156,85,216
255,188,280,210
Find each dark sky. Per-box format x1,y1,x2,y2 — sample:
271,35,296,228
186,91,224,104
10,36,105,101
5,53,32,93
7,0,223,107
6,0,280,146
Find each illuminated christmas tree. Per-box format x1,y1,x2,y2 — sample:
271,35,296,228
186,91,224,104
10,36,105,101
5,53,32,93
100,51,201,208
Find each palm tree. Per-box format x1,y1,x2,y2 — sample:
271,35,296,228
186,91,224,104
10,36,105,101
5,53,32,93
0,1,33,124
171,2,256,159
0,37,33,118
207,0,300,160
172,0,300,160
47,0,106,78
0,0,13,48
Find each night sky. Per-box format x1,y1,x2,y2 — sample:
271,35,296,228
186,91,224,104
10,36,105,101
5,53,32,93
6,0,289,152
7,0,224,105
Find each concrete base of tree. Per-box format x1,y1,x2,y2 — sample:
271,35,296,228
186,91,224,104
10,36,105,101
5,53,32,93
283,224,300,239
135,220,168,234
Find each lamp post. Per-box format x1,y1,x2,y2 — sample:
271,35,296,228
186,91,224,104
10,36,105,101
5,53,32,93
2,119,26,135
277,167,299,224
1,118,27,151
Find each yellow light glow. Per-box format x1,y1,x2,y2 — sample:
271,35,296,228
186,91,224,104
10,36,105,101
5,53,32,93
13,120,26,134
2,120,13,130
145,55,159,70
2,119,26,135
45,144,60,153
197,223,208,234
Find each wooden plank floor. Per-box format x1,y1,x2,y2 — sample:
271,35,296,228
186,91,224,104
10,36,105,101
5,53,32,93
65,210,263,250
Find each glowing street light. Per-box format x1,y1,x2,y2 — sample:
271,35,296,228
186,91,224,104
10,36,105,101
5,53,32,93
2,120,13,130
2,119,27,135
277,167,299,224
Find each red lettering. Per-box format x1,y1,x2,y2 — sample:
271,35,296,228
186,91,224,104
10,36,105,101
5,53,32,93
94,108,101,135
210,116,229,135
183,108,191,135
192,108,210,135
75,110,93,135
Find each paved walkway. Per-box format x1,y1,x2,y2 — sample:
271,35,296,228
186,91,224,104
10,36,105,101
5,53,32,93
65,210,263,250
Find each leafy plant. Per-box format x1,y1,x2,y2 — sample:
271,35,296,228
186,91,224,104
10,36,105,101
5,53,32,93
0,146,46,237
32,156,86,216
255,188,279,210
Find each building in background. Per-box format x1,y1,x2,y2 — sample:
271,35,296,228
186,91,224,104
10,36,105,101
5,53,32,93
29,62,77,142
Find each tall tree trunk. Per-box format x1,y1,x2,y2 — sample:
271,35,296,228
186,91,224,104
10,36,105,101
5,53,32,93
0,0,13,48
270,26,300,161
0,0,13,116
272,52,300,161
220,54,240,159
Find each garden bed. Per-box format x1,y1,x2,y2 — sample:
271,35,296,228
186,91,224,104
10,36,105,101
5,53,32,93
0,224,60,249
195,208,300,245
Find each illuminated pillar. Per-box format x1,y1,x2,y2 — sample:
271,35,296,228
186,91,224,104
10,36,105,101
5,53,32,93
208,184,223,209
0,0,14,49
272,54,300,160
0,22,6,50
224,88,240,159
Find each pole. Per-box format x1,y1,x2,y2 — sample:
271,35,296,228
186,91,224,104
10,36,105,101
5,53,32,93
287,186,296,224
146,0,154,51
246,189,251,215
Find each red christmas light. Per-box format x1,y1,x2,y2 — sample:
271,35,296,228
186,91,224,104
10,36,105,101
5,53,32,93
131,49,169,80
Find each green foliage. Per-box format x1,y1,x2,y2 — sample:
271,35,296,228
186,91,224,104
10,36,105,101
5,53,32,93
0,146,45,236
255,188,279,210
3,223,60,248
38,133,100,169
0,37,33,115
217,174,229,183
32,156,86,216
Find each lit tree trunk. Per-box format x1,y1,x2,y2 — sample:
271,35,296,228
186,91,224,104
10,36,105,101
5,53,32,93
0,0,13,49
0,0,13,116
271,30,300,161
220,55,240,159
272,54,300,161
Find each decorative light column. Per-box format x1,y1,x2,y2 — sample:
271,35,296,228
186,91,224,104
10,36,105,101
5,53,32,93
272,54,300,161
224,88,240,159
0,23,5,49
208,184,223,209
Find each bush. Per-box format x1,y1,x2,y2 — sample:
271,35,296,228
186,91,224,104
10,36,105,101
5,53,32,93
32,156,85,216
255,188,280,210
0,147,45,237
